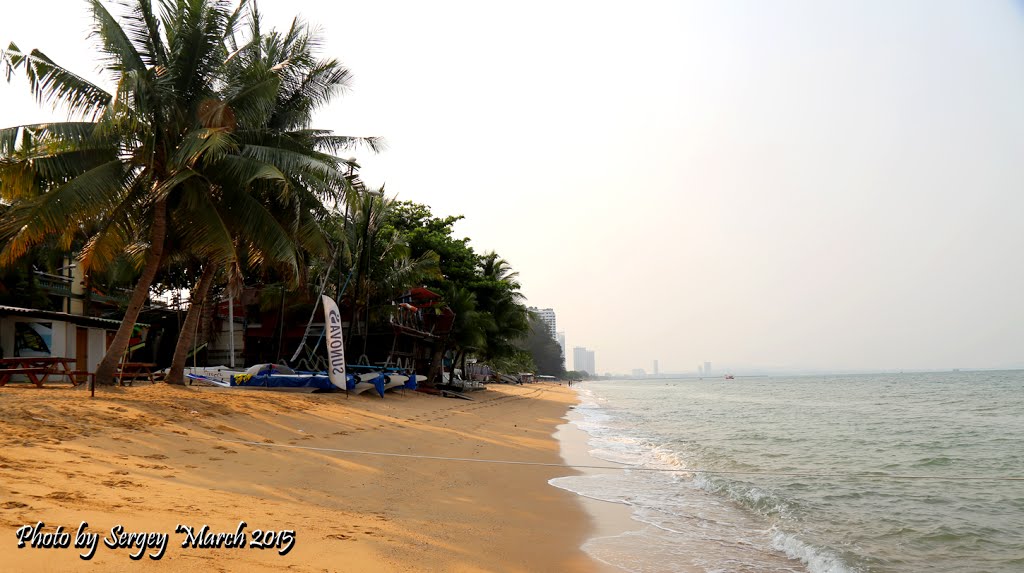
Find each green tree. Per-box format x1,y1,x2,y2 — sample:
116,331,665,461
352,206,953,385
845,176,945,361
0,1,363,384
523,314,564,376
164,11,371,384
340,189,441,360
383,201,478,288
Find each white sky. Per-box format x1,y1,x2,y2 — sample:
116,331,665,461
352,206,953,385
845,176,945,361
3,1,1024,374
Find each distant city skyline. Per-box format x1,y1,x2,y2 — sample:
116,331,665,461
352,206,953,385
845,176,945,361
573,346,596,376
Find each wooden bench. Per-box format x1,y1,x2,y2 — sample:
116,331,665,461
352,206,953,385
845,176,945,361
0,367,49,387
69,371,94,387
116,363,158,386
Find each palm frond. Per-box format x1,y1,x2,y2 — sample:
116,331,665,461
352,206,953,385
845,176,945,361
309,134,387,154
0,159,128,265
124,0,168,67
88,0,147,74
171,127,237,169
206,154,287,188
240,143,346,186
2,43,112,118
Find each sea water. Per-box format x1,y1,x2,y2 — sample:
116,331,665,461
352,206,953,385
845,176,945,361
550,371,1024,573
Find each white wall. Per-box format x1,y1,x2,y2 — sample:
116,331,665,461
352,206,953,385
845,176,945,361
0,316,112,372
0,317,69,358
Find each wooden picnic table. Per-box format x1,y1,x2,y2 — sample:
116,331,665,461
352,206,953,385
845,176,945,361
0,357,78,387
116,362,160,386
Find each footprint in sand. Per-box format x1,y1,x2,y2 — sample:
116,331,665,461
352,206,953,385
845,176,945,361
1,501,29,510
326,533,356,541
47,491,85,501
143,454,169,460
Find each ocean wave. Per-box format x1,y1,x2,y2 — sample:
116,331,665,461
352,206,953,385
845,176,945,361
771,529,856,573
567,383,872,573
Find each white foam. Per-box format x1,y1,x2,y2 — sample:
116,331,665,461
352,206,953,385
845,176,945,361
563,383,860,573
771,529,856,573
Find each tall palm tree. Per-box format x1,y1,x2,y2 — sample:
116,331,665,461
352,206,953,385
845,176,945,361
0,1,362,384
163,11,375,385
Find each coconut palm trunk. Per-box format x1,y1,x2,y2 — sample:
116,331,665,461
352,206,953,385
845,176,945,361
427,343,444,388
165,262,217,385
94,198,168,385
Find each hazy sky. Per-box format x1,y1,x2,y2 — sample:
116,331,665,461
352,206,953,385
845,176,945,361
3,1,1024,374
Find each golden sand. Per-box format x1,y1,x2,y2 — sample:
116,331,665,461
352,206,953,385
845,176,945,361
0,382,604,572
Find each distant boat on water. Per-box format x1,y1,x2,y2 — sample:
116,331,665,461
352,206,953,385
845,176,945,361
724,374,735,380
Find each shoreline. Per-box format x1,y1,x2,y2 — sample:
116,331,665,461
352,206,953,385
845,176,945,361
552,401,642,572
0,382,604,571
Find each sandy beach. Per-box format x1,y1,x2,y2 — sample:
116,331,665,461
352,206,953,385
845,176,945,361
0,382,607,572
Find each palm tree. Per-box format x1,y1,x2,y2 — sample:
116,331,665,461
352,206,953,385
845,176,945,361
340,188,441,360
163,11,375,385
468,251,529,363
480,251,521,288
0,1,364,384
442,283,494,375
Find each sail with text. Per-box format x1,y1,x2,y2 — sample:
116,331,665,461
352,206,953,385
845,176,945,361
322,295,347,390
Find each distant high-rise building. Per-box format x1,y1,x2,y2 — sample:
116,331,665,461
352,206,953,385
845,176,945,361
704,361,712,376
528,307,557,339
653,360,659,375
573,347,586,373
573,346,596,375
698,364,704,376
632,368,646,377
556,332,566,367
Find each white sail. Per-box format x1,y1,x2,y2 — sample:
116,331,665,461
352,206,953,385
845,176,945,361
322,295,347,389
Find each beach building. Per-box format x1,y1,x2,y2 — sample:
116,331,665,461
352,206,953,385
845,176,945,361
528,307,557,339
0,305,146,375
0,259,161,377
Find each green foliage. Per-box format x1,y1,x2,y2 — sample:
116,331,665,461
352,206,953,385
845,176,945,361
0,261,53,310
490,350,535,375
383,200,477,287
381,201,531,366
523,314,565,376
339,190,442,314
